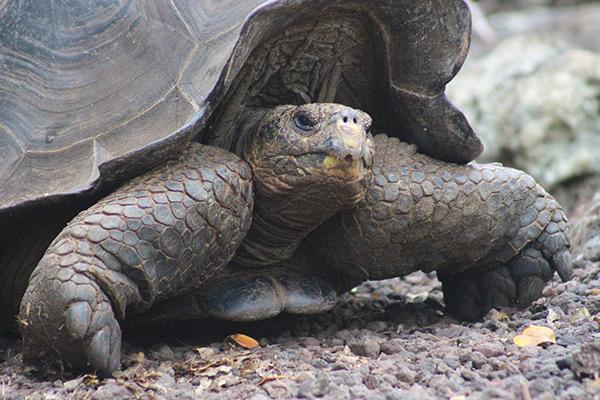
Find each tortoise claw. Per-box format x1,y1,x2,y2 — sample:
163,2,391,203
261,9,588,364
87,325,121,376
536,208,572,282
20,264,122,376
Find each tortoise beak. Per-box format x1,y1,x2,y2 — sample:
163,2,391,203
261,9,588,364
321,107,373,179
323,154,365,180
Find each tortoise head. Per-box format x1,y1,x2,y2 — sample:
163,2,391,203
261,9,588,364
232,103,374,266
241,103,374,209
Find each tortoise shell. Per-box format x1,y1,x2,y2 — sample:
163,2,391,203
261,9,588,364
0,0,481,214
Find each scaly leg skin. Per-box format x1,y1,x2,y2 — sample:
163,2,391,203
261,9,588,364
19,143,253,375
307,134,572,319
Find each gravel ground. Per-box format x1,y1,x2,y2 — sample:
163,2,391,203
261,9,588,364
1,243,598,399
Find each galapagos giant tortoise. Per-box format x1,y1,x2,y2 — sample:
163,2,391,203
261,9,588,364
0,0,571,375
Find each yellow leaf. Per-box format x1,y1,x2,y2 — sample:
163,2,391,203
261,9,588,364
513,325,556,347
226,333,260,349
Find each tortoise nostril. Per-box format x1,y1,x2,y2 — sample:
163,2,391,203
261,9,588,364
344,154,353,162
338,108,359,126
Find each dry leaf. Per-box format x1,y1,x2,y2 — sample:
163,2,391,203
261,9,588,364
240,357,262,375
226,333,260,349
205,365,232,378
513,325,556,347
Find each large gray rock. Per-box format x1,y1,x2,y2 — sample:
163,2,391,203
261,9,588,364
448,35,600,190
468,2,600,58
571,192,600,262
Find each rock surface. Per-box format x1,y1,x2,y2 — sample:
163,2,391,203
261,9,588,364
571,192,600,263
468,2,600,58
448,35,600,193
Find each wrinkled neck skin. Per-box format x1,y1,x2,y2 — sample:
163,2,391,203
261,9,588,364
229,107,370,267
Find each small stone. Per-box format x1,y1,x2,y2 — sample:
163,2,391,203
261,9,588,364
395,366,416,384
151,344,175,361
299,337,321,347
63,377,83,392
348,339,381,358
91,383,131,400
380,339,405,354
472,342,505,358
469,352,488,369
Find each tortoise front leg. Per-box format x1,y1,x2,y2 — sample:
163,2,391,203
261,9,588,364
19,143,253,375
308,134,572,319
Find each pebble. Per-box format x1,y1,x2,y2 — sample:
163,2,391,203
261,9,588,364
299,336,321,347
348,339,381,358
472,341,505,357
380,338,405,354
90,383,131,400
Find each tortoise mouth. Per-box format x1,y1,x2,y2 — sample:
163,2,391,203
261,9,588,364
294,152,368,182
322,155,365,180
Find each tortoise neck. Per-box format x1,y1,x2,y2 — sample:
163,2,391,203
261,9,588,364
208,105,268,160
234,178,358,267
231,107,269,158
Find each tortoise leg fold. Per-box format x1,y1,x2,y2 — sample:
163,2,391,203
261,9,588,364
126,267,337,326
306,134,572,320
19,143,253,375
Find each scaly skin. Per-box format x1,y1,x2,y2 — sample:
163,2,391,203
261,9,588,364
125,103,374,328
19,103,372,375
19,144,254,375
308,134,572,319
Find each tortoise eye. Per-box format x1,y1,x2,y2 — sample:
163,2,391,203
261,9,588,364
293,112,316,132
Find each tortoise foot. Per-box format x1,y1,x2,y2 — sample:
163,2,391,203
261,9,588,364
440,198,572,321
440,265,516,321
20,267,121,376
441,245,571,322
